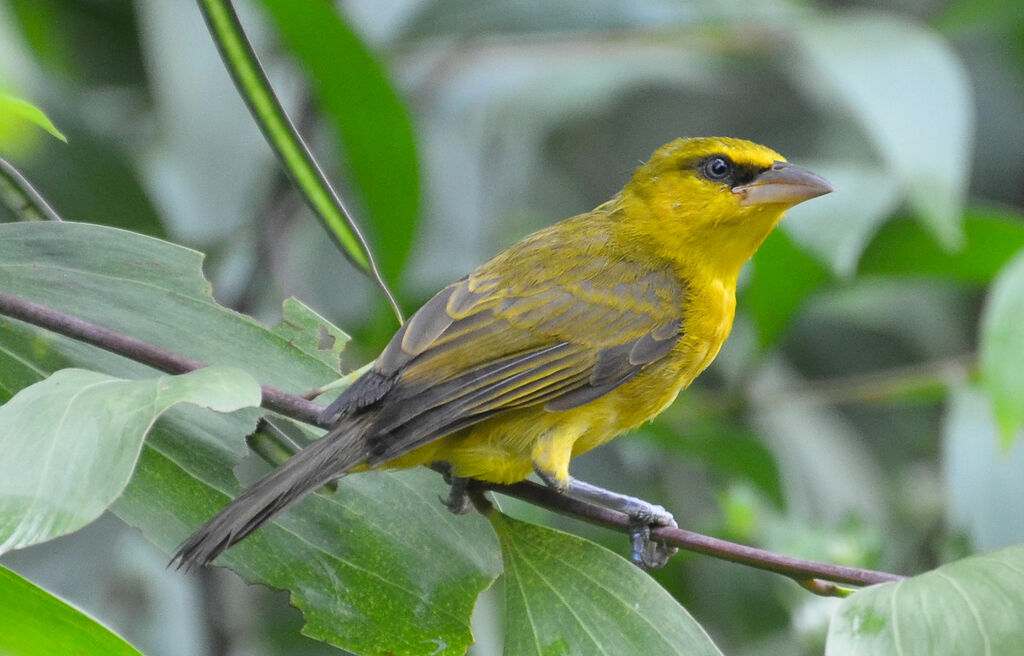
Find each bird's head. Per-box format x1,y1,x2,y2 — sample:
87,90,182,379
619,137,832,279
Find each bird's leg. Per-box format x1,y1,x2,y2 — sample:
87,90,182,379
436,462,473,515
534,468,678,569
565,478,679,569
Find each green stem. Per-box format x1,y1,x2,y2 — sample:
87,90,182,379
196,0,404,324
0,157,62,222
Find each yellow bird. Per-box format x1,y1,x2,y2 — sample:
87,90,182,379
174,137,832,569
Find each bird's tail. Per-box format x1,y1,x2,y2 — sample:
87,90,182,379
172,418,370,570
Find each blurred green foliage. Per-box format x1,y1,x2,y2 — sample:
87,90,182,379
0,565,143,656
1,0,1024,654
256,0,420,285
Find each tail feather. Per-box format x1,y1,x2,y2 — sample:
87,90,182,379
172,420,369,570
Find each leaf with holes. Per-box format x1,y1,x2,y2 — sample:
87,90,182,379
0,221,501,656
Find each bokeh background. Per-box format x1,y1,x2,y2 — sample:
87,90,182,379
2,0,1023,654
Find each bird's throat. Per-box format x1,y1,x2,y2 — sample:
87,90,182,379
699,208,785,280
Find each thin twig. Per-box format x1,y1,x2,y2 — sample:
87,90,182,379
474,478,904,592
0,290,905,592
0,290,324,426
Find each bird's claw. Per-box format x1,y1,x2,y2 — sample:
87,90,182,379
440,474,472,515
440,492,472,515
627,507,678,570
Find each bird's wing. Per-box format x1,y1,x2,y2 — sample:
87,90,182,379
329,240,686,466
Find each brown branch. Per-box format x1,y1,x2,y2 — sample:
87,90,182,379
473,479,904,592
0,290,905,593
0,290,325,427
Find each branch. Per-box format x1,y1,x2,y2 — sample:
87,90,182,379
0,290,325,427
471,479,903,592
0,290,905,593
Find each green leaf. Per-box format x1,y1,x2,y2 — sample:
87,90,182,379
0,565,143,656
125,447,497,656
0,221,335,391
980,249,1024,443
0,222,500,655
6,0,73,75
944,384,1024,550
0,94,67,143
858,208,1024,283
257,0,420,284
491,512,724,656
745,229,831,349
0,366,260,554
826,544,1024,655
6,0,147,86
937,0,1024,35
789,12,972,248
271,297,350,370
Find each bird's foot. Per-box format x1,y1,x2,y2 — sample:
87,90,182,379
440,474,473,515
610,492,678,569
536,472,678,570
627,509,678,570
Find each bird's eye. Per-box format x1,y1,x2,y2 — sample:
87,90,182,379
702,156,733,182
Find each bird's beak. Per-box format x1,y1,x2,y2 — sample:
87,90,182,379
733,161,833,207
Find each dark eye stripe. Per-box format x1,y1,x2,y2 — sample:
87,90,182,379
682,155,770,188
731,164,765,186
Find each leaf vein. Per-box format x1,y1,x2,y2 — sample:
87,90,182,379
503,538,545,655
935,570,990,656
506,536,610,656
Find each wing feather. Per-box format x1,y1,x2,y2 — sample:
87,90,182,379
327,228,687,465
